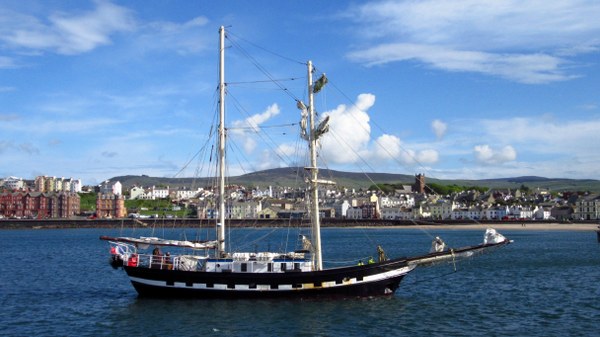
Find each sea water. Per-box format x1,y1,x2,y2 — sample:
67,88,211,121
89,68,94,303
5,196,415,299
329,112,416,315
1,227,599,336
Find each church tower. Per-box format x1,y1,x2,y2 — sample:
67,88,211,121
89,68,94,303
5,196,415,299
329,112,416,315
413,173,425,194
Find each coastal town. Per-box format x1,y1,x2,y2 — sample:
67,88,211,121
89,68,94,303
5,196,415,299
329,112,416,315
3,2,600,336
1,174,599,222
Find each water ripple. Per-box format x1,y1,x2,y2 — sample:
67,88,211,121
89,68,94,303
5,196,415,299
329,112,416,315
1,228,599,336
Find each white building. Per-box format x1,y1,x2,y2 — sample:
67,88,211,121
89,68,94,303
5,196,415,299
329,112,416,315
54,178,64,191
533,206,551,220
482,206,508,220
175,188,203,200
412,204,431,219
451,207,483,220
2,176,25,190
380,194,415,208
227,200,262,219
379,196,396,208
573,194,600,220
332,200,351,218
70,179,83,193
99,180,122,195
508,206,534,219
134,186,169,200
429,201,456,220
129,186,145,200
251,186,273,198
381,207,404,219
150,186,169,199
346,207,363,219
61,178,71,193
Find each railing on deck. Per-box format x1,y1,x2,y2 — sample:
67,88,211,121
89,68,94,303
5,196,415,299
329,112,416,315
121,252,205,272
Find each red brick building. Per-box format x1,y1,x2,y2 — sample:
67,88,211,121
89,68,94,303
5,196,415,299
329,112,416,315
96,193,126,218
0,191,80,218
361,203,379,219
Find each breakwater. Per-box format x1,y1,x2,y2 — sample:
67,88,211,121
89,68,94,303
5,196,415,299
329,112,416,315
0,218,589,229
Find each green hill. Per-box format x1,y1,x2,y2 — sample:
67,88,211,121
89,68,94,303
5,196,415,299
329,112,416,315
108,168,600,193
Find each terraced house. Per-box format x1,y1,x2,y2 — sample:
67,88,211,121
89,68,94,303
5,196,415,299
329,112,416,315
573,194,600,220
0,191,80,219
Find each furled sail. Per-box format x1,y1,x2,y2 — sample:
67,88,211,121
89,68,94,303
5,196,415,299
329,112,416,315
313,73,328,93
314,116,330,139
298,100,310,141
100,236,218,250
483,228,507,244
300,235,313,251
430,236,446,253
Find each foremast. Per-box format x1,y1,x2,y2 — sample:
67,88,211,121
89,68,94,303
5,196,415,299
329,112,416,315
304,61,329,271
217,26,226,257
307,61,322,270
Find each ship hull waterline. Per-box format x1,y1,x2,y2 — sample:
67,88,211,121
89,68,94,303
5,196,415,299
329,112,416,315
123,258,415,299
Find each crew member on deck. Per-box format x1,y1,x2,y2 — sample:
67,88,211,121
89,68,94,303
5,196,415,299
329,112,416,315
164,252,173,270
151,247,163,269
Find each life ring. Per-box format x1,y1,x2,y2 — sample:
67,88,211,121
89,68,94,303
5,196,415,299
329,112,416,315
127,254,138,267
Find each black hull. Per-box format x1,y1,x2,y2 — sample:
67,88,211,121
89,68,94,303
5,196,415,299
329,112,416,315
109,255,123,269
118,239,510,299
129,274,409,299
124,258,413,299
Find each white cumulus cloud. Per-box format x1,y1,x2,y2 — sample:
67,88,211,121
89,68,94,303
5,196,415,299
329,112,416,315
431,119,447,139
417,149,439,164
231,104,280,153
319,93,439,167
374,134,401,160
320,94,374,164
395,148,439,165
473,144,517,164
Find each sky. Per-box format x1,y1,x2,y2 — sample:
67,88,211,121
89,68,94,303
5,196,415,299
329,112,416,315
1,0,600,186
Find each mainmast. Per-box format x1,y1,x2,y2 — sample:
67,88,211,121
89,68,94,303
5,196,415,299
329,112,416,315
217,26,226,256
307,60,323,271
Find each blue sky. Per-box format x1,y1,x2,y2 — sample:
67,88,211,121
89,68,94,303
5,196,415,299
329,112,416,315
1,0,599,186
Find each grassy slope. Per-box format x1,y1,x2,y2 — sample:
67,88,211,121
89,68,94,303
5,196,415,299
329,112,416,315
108,168,600,193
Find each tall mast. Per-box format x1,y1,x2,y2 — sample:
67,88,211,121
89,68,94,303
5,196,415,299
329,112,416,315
217,26,226,256
307,60,323,271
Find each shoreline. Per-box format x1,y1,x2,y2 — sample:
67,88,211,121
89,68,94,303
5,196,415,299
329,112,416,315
362,223,600,231
1,218,598,232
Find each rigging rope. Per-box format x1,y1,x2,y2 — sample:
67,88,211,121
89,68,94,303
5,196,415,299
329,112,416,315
227,122,298,130
228,77,303,85
307,70,480,246
226,30,306,66
226,92,298,167
225,33,302,103
212,28,483,255
326,78,433,177
319,72,445,200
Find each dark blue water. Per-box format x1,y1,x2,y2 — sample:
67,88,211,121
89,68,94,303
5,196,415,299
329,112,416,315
1,228,599,336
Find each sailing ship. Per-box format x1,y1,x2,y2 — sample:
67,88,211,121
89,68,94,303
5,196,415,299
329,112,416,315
100,26,511,299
